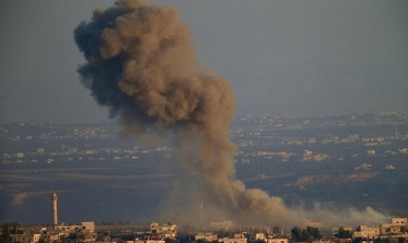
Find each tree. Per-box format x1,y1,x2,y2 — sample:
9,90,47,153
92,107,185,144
0,224,11,243
291,227,302,242
300,229,312,242
291,226,321,242
165,238,177,243
353,237,363,243
306,226,321,240
335,227,353,239
373,237,389,243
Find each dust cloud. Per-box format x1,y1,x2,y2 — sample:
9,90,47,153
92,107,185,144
75,0,388,228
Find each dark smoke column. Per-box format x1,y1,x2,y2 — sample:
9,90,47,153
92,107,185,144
74,0,295,223
74,0,235,128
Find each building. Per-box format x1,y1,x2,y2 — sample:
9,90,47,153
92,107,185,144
303,150,313,161
150,222,177,239
54,222,96,242
267,238,288,243
219,235,247,243
194,232,218,242
136,240,165,243
392,218,407,226
55,221,95,233
9,228,31,243
381,224,402,235
39,229,60,243
5,225,44,243
353,225,380,239
381,217,407,235
249,233,266,241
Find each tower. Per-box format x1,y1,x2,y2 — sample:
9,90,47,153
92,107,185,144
51,192,58,229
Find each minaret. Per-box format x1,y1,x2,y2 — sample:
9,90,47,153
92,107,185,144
51,192,58,229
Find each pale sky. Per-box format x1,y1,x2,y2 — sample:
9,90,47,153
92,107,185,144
1,0,407,123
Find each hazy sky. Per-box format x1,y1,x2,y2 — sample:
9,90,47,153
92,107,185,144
1,0,407,123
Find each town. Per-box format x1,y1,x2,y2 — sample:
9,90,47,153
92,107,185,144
2,220,408,243
1,199,407,243
1,112,407,166
1,112,408,237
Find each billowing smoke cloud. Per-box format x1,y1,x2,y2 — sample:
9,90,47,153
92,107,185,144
75,0,388,227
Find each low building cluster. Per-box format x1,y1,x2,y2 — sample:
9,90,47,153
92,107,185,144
332,217,408,242
0,222,177,243
1,218,407,243
190,230,288,243
1,222,97,243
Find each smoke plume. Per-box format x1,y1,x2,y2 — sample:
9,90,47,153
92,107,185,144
75,0,388,227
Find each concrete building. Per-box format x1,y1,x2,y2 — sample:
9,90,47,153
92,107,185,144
4,226,43,243
55,221,95,233
42,230,60,242
233,234,246,239
10,230,31,243
194,232,218,242
303,150,313,161
381,217,407,235
136,240,165,243
392,218,407,226
267,238,288,243
219,235,247,243
381,224,402,235
353,225,380,239
31,233,41,243
75,231,97,242
249,233,266,241
150,222,177,239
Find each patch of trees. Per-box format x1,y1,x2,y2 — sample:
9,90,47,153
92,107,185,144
291,226,321,242
335,227,353,239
